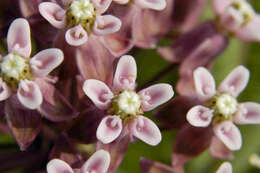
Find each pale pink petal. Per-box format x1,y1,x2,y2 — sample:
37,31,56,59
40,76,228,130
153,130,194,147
134,0,166,10
30,48,64,78
96,116,123,144
113,0,129,4
81,150,110,173
213,121,242,151
236,14,260,42
234,102,260,124
129,116,162,146
216,162,233,173
39,2,66,29
17,80,43,109
47,159,73,173
83,79,114,110
138,84,174,111
65,25,88,46
210,137,234,159
92,0,112,14
186,105,214,127
218,66,249,97
193,67,216,101
113,55,137,91
212,0,235,15
93,15,122,36
7,18,31,58
0,78,11,101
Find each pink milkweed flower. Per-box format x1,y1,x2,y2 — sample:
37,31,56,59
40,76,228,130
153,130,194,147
213,0,260,42
39,0,122,46
186,66,260,151
216,162,232,173
112,0,167,11
47,150,110,173
0,18,63,110
83,55,174,145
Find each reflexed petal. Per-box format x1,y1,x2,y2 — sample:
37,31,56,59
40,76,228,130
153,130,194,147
134,0,166,10
113,0,129,4
113,55,137,91
96,116,123,144
186,105,214,127
218,66,249,97
30,48,64,77
138,84,174,111
140,157,174,173
212,0,235,15
216,162,233,173
47,159,73,173
17,80,43,109
65,25,88,46
129,116,161,146
213,121,242,151
7,18,31,57
0,78,11,101
210,136,233,159
83,79,114,110
234,102,260,124
193,67,216,101
81,150,110,173
236,14,260,42
38,2,66,29
93,15,122,36
92,0,112,14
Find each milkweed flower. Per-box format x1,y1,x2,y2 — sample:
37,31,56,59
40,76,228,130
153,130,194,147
216,162,232,173
83,55,174,145
47,150,110,173
39,0,122,46
213,0,260,42
0,18,63,110
187,66,260,151
113,0,166,11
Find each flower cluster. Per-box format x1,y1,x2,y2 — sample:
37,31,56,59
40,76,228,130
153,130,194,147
0,0,259,173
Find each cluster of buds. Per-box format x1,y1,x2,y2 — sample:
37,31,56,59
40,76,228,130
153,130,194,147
0,0,260,173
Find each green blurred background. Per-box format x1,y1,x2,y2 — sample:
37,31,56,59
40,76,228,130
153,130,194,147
1,0,260,172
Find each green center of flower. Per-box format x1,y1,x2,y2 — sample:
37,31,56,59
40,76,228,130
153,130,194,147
208,93,238,124
0,53,32,91
108,90,142,123
66,0,96,31
230,0,255,26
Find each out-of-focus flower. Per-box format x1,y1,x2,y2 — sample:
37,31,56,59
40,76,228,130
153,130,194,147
83,55,174,145
112,0,167,11
47,150,110,173
213,0,260,42
39,0,121,46
216,162,232,173
249,153,260,169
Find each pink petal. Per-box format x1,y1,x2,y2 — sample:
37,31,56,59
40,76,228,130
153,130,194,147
234,102,260,124
92,0,112,14
213,121,242,151
186,105,214,127
38,2,66,29
134,0,166,10
236,14,260,42
210,136,234,159
193,67,216,101
47,159,73,173
96,116,123,144
218,66,249,97
93,15,122,36
138,84,174,111
113,0,129,4
212,0,235,16
30,48,64,77
7,18,31,58
129,116,162,146
65,25,88,46
216,162,233,173
0,78,11,101
83,79,114,110
113,55,137,91
17,80,43,109
81,150,110,173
